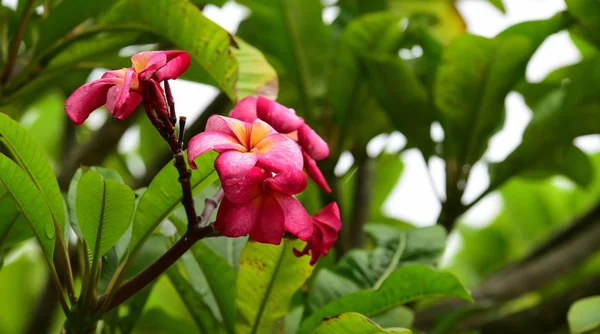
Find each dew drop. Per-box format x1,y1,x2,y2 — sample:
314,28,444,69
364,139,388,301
44,223,55,239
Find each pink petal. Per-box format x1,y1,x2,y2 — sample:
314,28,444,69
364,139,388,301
303,152,331,192
264,169,308,195
215,196,260,238
273,193,313,241
250,195,285,245
65,78,121,125
113,92,142,120
155,51,191,81
220,166,266,204
255,133,303,173
105,69,141,119
216,151,259,197
101,68,128,80
206,115,251,146
187,132,245,169
314,202,341,247
229,96,258,122
298,124,329,160
256,96,304,133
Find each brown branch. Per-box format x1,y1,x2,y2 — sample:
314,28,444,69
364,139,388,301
349,149,374,249
468,274,600,334
1,0,35,84
414,201,600,330
96,224,218,313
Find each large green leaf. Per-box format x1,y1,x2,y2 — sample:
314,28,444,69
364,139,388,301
129,151,217,253
236,239,314,334
0,113,65,237
490,55,600,189
101,0,238,99
237,0,330,120
298,265,471,334
76,170,135,259
568,296,600,334
436,14,571,167
0,182,33,250
166,264,222,334
169,196,238,334
313,312,410,334
189,240,237,334
0,154,55,263
37,0,115,51
232,38,278,100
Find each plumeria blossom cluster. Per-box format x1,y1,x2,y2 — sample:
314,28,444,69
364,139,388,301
65,51,190,125
188,97,341,264
64,50,340,265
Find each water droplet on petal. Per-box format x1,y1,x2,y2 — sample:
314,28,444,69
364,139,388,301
45,223,55,239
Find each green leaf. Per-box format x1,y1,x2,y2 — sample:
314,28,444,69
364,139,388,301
568,296,600,334
76,170,135,259
129,151,217,253
486,0,506,13
436,14,571,167
566,0,600,48
388,0,465,43
0,113,66,238
166,264,222,334
101,0,238,99
313,312,410,334
237,0,330,119
336,225,446,289
169,192,237,334
202,236,247,271
298,265,471,334
0,154,55,264
491,55,600,188
189,241,237,334
236,239,315,334
363,53,434,154
307,269,361,313
19,91,65,164
232,37,278,100
37,0,115,51
328,13,403,149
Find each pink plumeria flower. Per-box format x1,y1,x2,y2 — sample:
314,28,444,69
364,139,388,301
229,96,332,192
65,51,190,125
294,202,341,265
216,167,313,244
187,115,304,187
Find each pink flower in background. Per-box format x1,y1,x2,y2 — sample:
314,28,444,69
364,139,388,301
187,115,304,187
229,96,332,192
65,50,190,125
216,167,313,244
294,203,341,265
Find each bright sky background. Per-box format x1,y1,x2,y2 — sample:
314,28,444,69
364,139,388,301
3,0,595,229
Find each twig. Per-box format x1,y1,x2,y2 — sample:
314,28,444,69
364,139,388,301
96,223,218,313
0,0,35,84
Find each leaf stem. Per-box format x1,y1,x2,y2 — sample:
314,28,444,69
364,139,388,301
0,0,35,84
